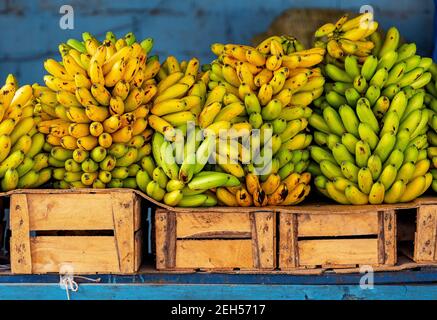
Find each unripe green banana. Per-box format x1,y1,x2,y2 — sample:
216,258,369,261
377,50,398,70
344,55,360,78
17,170,39,189
115,147,138,167
378,27,400,58
358,167,373,194
394,129,411,152
361,55,378,81
81,158,99,173
365,85,381,106
344,87,361,107
380,111,399,136
73,149,89,163
358,123,379,150
323,106,346,137
100,155,116,171
332,82,353,95
355,140,371,168
16,157,34,177
0,150,25,178
332,143,354,165
382,84,400,100
353,75,368,94
338,104,359,137
136,170,152,193
384,149,404,170
341,161,359,183
1,169,19,191
177,194,208,207
379,164,398,190
370,68,388,88
385,62,406,86
27,133,45,158
319,160,342,180
325,64,353,82
395,161,416,183
51,147,73,161
397,43,416,62
108,179,123,188
341,133,359,155
374,132,397,163
357,98,379,133
90,146,107,163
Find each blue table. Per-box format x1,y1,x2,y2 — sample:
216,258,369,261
0,268,436,300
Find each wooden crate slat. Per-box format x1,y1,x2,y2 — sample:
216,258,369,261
176,212,251,239
10,194,32,274
30,236,119,273
414,205,437,262
278,213,298,269
297,211,379,237
27,194,114,230
251,211,275,269
112,192,135,273
298,239,379,266
155,210,176,269
175,239,253,269
383,210,397,265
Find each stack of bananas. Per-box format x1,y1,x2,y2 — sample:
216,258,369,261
198,36,324,206
35,32,158,189
136,55,224,207
309,26,434,204
425,63,437,192
0,75,51,191
314,12,379,63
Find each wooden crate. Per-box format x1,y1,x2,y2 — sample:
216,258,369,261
9,189,143,274
155,208,276,271
413,199,437,263
279,204,398,270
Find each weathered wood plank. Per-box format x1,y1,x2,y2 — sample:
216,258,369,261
112,192,135,273
30,236,119,274
383,210,397,265
415,205,437,262
175,240,253,269
10,194,32,274
298,239,379,266
27,194,114,230
155,210,176,269
176,212,251,239
279,212,297,269
297,212,379,237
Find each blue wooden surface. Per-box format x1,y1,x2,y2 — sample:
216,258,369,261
0,0,434,85
0,270,436,300
1,269,437,285
0,283,436,300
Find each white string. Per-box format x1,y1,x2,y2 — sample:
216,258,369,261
59,275,100,300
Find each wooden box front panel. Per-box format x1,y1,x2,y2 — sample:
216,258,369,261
10,192,143,274
155,209,275,270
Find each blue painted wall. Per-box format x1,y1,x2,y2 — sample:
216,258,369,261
0,0,434,85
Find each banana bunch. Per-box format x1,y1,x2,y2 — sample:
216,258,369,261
149,55,205,140
424,63,437,192
136,131,228,207
188,36,323,206
314,12,379,63
37,31,157,188
309,27,434,204
0,74,52,191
